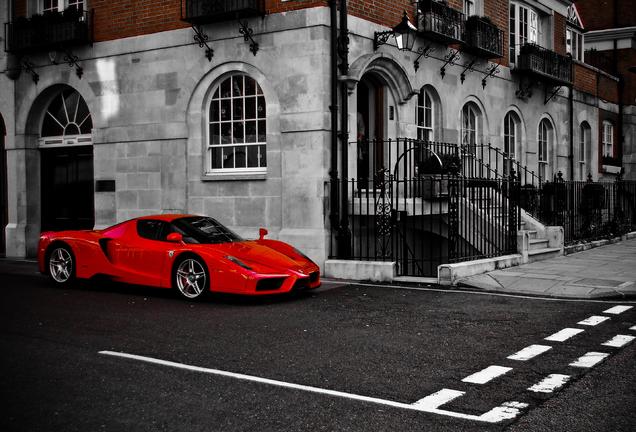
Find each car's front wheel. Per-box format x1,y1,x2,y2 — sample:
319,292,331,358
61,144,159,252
173,256,209,300
47,245,76,285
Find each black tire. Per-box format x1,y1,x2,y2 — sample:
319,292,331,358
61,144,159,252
46,244,76,286
172,255,209,300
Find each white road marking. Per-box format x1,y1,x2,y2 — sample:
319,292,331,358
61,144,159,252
412,389,464,409
462,366,512,384
577,315,610,326
507,344,552,361
545,328,584,342
527,374,570,393
99,351,526,423
603,305,633,315
602,334,636,348
569,352,610,368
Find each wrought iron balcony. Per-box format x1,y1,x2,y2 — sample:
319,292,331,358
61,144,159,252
4,8,91,54
515,43,572,85
182,0,265,24
463,16,503,59
417,0,465,44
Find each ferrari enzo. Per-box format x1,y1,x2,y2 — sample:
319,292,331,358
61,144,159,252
38,214,320,299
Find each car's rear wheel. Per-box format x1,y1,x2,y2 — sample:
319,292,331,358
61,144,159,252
173,256,209,300
47,245,76,285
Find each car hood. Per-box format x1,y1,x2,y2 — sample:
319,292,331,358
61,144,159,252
199,241,311,274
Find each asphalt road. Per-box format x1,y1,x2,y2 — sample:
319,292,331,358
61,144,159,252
1,267,635,432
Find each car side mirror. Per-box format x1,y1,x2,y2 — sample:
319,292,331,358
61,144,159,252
166,232,183,243
259,228,268,240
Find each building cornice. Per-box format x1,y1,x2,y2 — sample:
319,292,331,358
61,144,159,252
585,26,636,42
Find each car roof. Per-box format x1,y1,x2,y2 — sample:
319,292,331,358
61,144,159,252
135,214,199,222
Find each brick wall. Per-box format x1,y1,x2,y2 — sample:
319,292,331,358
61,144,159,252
553,12,566,55
267,0,328,14
347,0,415,28
573,62,597,95
577,0,636,32
15,0,27,17
484,0,509,67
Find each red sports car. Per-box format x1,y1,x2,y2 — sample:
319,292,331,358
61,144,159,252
38,214,320,299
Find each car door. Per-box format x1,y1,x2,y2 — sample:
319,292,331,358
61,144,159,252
122,219,173,287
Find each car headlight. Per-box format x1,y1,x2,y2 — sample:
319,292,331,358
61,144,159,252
226,256,253,271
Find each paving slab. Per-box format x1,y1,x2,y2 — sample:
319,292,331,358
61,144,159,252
458,237,636,299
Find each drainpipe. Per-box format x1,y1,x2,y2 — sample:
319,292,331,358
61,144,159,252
5,0,21,80
569,84,574,180
329,0,340,252
336,0,351,258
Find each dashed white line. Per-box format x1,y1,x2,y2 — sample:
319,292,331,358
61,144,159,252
98,351,527,423
603,305,633,315
545,328,584,342
507,344,552,361
462,366,512,385
602,334,636,348
412,389,464,409
577,315,610,326
527,374,570,393
569,352,610,368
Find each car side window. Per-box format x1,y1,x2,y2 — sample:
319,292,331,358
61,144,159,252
137,220,170,241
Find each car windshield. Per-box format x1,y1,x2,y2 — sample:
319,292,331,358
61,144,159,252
172,216,243,244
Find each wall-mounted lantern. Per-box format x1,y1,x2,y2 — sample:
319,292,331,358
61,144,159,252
374,11,417,52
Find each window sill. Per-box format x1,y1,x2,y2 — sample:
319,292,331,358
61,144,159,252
201,171,267,181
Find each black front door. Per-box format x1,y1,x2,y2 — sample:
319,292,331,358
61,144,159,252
41,146,94,232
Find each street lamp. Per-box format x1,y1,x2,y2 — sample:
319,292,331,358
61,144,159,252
374,11,417,52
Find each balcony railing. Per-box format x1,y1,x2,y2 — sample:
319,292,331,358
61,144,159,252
4,8,91,54
516,43,572,85
417,0,465,44
463,16,503,59
182,0,265,24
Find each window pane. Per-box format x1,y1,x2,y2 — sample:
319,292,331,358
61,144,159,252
259,145,267,167
42,113,64,137
221,79,231,98
425,107,432,128
221,123,232,144
417,108,424,126
245,96,256,120
247,145,259,168
258,120,266,142
220,99,231,121
234,146,247,168
245,121,257,143
211,147,222,169
232,99,243,121
257,96,266,118
233,122,244,143
222,147,234,169
210,100,219,122
210,123,220,144
245,77,256,96
232,76,243,97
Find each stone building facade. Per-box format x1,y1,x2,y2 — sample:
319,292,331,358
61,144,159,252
0,0,625,266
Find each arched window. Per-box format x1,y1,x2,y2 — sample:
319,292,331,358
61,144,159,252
207,74,267,172
461,102,481,154
40,89,93,146
538,118,553,181
416,88,434,141
579,122,591,181
504,111,520,176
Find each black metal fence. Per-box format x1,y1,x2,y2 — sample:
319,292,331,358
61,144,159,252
516,43,572,84
417,0,465,44
523,174,636,244
182,0,264,23
463,16,503,59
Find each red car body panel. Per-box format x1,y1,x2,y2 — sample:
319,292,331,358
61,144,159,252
38,214,320,295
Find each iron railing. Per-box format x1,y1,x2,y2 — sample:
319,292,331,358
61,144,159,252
462,143,543,187
526,174,636,244
463,16,503,59
327,175,520,276
417,0,465,44
182,0,265,24
516,43,572,85
5,8,91,54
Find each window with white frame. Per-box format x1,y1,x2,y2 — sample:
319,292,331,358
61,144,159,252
461,103,480,154
504,111,520,176
538,118,553,181
41,0,86,13
579,122,590,181
416,88,434,141
463,0,482,16
207,74,267,173
602,120,614,158
566,27,584,61
509,2,539,65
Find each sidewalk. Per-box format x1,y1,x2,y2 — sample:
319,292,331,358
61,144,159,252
457,237,636,299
